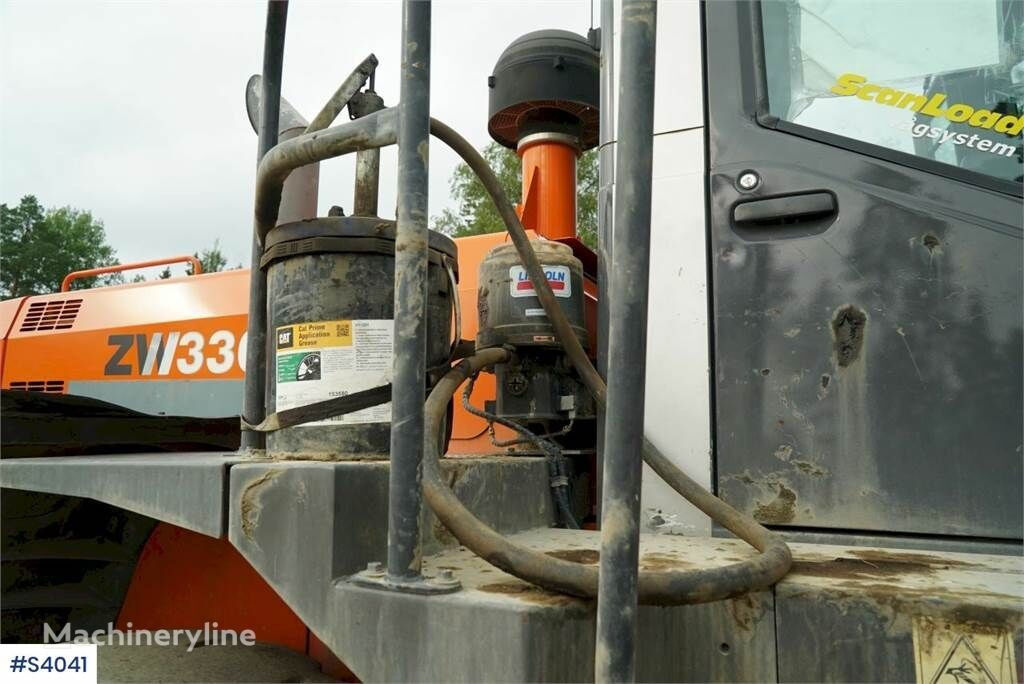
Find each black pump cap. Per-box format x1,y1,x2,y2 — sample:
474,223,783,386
487,29,600,151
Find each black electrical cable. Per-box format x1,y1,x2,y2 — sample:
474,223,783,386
425,118,793,604
460,373,561,459
460,373,580,530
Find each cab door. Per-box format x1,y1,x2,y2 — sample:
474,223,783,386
705,0,1023,541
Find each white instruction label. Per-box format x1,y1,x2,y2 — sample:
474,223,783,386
275,319,393,426
509,264,572,298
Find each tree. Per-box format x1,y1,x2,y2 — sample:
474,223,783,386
147,242,234,282
432,142,598,248
1,196,119,297
188,240,229,275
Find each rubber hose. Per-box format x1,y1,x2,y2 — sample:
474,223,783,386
430,119,607,405
427,119,793,603
422,351,792,604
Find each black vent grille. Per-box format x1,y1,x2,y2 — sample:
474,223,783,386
19,299,83,332
8,380,66,394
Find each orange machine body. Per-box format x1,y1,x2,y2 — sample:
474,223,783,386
1,230,595,444
115,523,356,681
1,270,249,413
1,177,595,678
518,137,579,241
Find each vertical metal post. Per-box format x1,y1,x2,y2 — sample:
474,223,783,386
241,0,288,452
595,0,616,523
353,149,381,216
387,0,431,580
595,1,657,682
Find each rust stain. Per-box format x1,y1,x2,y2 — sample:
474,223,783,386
792,550,977,581
546,549,599,564
753,484,797,523
789,565,1022,643
791,459,828,477
832,305,867,367
240,470,281,542
726,470,756,485
640,552,692,571
478,581,578,606
832,581,1023,628
728,593,766,632
773,444,794,462
791,556,937,580
850,549,974,568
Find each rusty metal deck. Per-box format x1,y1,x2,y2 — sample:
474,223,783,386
2,452,1020,681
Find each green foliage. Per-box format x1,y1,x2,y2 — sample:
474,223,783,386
0,195,119,297
145,242,231,282
576,149,598,248
188,239,229,275
432,143,521,238
432,142,598,248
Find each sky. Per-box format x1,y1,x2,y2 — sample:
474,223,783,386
0,0,594,279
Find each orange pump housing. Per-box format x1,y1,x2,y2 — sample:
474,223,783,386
518,135,580,240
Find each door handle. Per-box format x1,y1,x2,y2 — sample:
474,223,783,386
732,191,837,227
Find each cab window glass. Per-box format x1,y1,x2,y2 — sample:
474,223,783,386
761,0,1023,184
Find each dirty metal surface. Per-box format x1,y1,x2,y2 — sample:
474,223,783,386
766,526,1023,557
227,456,559,681
706,0,1023,540
775,542,1023,683
332,529,1020,682
410,529,778,683
7,447,1018,682
0,452,243,537
329,529,778,682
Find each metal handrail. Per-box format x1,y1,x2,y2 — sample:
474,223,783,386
243,0,434,587
61,255,202,292
387,0,433,582
252,108,398,243
240,14,789,681
241,0,288,452
596,2,657,680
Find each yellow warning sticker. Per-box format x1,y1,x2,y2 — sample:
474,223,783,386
274,319,393,426
276,320,352,350
913,616,1018,684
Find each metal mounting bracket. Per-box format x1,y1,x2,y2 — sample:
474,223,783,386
346,562,462,595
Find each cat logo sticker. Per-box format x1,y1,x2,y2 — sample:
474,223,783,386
277,327,294,349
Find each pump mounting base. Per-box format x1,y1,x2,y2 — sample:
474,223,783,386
347,567,462,595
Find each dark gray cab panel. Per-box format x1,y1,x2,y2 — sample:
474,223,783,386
705,1,1023,540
